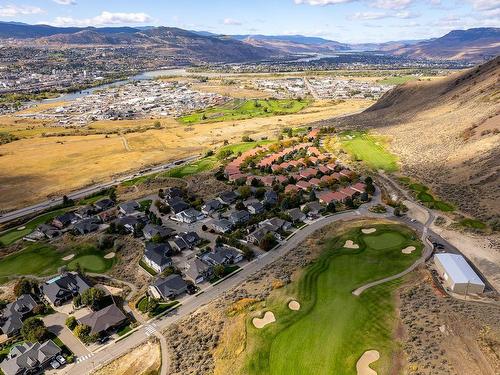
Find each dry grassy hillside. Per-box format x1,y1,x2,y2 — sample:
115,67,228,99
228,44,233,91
333,57,500,222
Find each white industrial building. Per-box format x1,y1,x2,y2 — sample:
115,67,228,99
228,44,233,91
434,253,485,295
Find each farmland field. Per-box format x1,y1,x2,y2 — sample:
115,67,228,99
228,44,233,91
241,223,421,375
335,131,399,172
178,99,310,124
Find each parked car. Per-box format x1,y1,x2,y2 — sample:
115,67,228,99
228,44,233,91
50,360,61,369
98,336,110,344
56,355,66,365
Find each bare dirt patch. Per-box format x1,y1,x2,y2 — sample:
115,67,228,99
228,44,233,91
400,269,500,375
92,339,161,375
401,246,416,254
362,228,377,234
252,311,276,329
356,350,380,375
288,300,301,311
344,240,360,249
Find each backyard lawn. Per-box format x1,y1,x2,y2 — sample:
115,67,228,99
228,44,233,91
339,131,398,172
0,243,115,283
243,223,422,375
178,99,310,124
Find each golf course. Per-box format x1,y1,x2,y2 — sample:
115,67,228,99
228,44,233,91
0,243,116,284
242,222,422,375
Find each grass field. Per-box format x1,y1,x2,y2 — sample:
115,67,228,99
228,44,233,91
0,209,68,246
458,218,487,230
377,76,417,85
178,99,310,124
399,177,455,212
242,223,421,375
0,243,115,283
337,131,399,172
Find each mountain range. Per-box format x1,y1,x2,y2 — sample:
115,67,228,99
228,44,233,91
0,22,498,63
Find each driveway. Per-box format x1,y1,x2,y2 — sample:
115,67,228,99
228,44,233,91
43,312,90,357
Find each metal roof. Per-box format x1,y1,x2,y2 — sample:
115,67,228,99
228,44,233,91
435,253,485,286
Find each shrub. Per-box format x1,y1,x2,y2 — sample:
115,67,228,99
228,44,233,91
21,317,48,342
66,316,77,330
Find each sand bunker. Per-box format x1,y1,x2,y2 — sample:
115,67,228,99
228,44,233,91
343,240,360,249
288,300,300,311
104,252,116,259
17,226,26,231
252,311,276,329
356,350,380,375
402,246,416,254
62,254,75,261
362,228,376,234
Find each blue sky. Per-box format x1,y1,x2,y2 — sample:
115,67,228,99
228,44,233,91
0,0,498,43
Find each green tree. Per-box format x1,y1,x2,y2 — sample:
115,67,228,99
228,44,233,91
213,265,225,278
73,324,99,344
259,233,277,251
21,317,48,343
66,316,77,330
80,287,107,311
238,186,251,199
13,278,35,297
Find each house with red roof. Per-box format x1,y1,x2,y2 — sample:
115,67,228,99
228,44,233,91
309,178,321,187
296,180,312,190
299,168,318,179
351,182,367,193
285,184,299,194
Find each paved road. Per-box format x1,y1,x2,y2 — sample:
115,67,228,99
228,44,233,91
0,155,198,225
43,313,90,357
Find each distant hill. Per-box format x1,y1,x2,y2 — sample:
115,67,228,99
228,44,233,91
388,28,500,62
332,57,500,221
0,23,276,63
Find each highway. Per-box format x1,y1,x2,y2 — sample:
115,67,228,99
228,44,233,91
0,155,199,225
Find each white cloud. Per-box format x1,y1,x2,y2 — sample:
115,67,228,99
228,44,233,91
294,0,353,5
53,0,77,5
223,18,242,25
351,10,418,19
50,11,153,26
468,0,500,11
371,0,413,10
0,4,44,17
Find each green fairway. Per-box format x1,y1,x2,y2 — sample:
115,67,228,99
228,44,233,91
0,209,68,246
244,223,422,375
0,243,114,283
339,131,398,172
178,99,310,124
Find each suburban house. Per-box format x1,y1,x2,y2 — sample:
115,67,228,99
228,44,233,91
150,275,188,300
164,187,183,201
175,208,205,223
229,210,250,225
75,205,95,219
317,191,347,205
77,304,127,336
287,208,306,223
218,191,238,205
35,224,61,239
201,199,223,215
301,201,324,216
52,212,78,229
42,272,91,307
259,217,292,232
142,224,174,241
143,243,173,273
184,258,213,284
168,199,190,214
93,198,115,212
113,215,143,234
246,201,264,215
0,340,61,375
263,190,278,206
296,180,311,191
118,201,140,215
0,294,37,337
201,245,243,266
299,168,317,180
73,217,100,235
209,219,233,234
246,227,273,245
173,232,201,251
285,184,299,194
